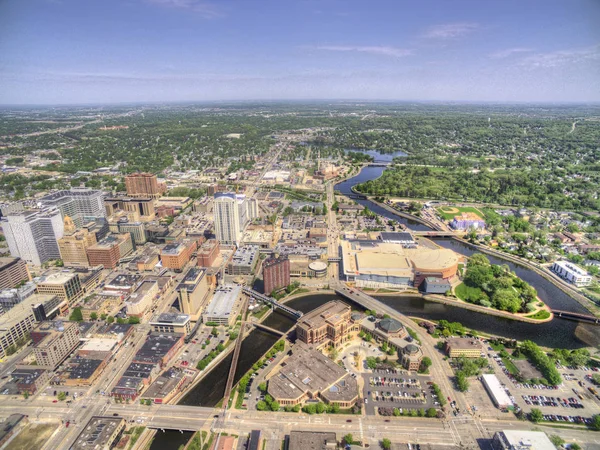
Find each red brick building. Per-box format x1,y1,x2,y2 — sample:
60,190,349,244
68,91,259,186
263,255,290,295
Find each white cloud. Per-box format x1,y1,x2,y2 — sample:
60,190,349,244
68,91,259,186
489,48,534,59
520,45,600,68
144,0,222,18
422,23,478,39
314,45,412,58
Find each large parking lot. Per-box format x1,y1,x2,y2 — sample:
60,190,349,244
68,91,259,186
459,344,600,424
362,370,436,415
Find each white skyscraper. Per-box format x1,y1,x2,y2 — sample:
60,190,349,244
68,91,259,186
39,188,106,227
214,193,251,246
1,208,64,266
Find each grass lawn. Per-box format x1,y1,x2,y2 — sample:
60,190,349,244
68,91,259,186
436,205,484,221
454,282,484,303
525,310,551,320
489,342,505,352
501,357,520,376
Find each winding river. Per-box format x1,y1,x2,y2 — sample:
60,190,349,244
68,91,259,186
334,154,600,349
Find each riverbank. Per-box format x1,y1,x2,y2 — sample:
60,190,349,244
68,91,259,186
366,196,599,318
375,291,553,324
280,286,554,324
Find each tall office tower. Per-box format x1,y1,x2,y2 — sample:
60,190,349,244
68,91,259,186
214,193,244,245
247,197,259,222
125,172,165,198
1,208,64,266
58,216,97,267
263,255,290,295
39,188,106,228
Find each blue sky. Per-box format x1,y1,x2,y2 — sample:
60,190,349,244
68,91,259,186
1,0,599,104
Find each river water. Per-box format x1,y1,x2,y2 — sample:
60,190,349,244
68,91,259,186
160,151,599,448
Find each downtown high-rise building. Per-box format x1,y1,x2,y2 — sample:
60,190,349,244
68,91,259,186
1,208,65,266
213,193,257,246
263,255,290,295
125,172,165,198
39,188,106,228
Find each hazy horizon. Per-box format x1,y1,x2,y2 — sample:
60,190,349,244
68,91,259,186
1,0,599,105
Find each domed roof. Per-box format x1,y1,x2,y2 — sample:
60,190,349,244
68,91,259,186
404,344,420,355
378,317,403,333
351,312,363,321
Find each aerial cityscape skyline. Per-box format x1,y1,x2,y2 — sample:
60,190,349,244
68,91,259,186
1,0,599,104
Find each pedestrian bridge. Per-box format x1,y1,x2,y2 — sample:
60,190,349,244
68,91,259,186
241,287,303,318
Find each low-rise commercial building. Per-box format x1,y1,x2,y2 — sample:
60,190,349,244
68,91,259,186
197,239,220,267
160,240,197,271
400,344,423,371
445,338,483,358
104,273,142,294
491,430,554,450
481,374,513,409
450,212,486,230
202,285,242,326
150,313,192,335
71,416,126,450
0,257,30,290
551,260,592,287
31,321,80,369
140,367,189,404
86,233,133,269
10,367,50,394
288,431,337,450
227,245,259,276
421,277,451,294
35,271,84,306
125,279,158,317
133,332,184,367
80,292,123,321
267,343,358,408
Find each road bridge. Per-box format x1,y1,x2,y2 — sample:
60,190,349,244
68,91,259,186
413,231,464,237
551,310,600,325
241,287,303,318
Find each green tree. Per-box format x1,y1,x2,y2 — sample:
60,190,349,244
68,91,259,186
256,401,267,411
90,312,98,321
270,400,280,411
381,438,392,450
106,316,115,324
548,435,564,447
69,308,83,322
529,408,543,423
592,414,600,431
316,402,326,414
57,391,67,401
419,357,432,373
570,444,581,450
456,371,470,392
211,327,219,336
128,316,140,324
426,408,437,418
258,382,267,393
343,434,354,446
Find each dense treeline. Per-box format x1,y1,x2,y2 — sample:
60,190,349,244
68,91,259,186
356,165,600,211
520,340,562,386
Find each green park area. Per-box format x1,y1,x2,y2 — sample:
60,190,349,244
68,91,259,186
454,253,542,314
436,205,484,221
